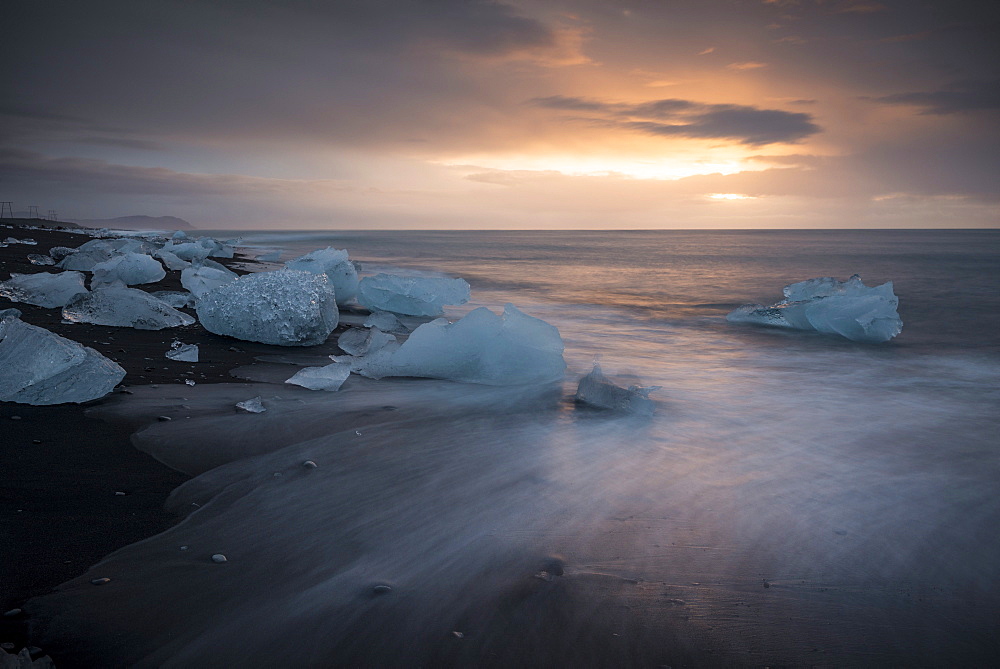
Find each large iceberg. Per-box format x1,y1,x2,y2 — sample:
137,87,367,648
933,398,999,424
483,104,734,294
91,252,166,287
0,311,125,405
181,261,238,298
0,271,88,308
196,269,338,346
284,247,358,304
357,273,470,317
726,274,902,343
339,303,565,385
63,286,196,330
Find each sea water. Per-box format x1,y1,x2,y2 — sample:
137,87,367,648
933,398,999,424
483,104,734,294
29,230,1000,666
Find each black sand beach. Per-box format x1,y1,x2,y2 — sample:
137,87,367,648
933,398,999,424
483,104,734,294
0,222,354,664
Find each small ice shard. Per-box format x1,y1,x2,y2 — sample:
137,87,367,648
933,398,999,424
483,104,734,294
255,250,281,262
196,269,338,346
337,327,395,356
0,271,88,308
236,397,265,413
153,248,191,271
27,253,55,266
181,260,238,298
0,312,126,405
90,252,166,287
285,247,359,304
342,303,565,385
3,237,36,245
151,290,195,309
166,341,199,362
726,274,903,343
285,362,352,391
357,273,470,317
363,310,409,334
185,379,196,386
574,363,657,415
63,286,196,330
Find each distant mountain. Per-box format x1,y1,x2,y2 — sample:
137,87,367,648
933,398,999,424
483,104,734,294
70,215,195,231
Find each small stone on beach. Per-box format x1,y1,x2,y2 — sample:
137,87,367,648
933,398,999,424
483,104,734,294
302,460,318,468
3,609,22,617
91,578,111,585
157,415,172,422
212,554,228,563
372,584,392,595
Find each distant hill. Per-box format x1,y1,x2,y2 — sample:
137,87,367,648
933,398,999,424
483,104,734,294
69,215,195,231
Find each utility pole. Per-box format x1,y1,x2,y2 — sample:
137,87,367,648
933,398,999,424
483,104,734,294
27,205,40,219
0,202,13,219
47,209,57,221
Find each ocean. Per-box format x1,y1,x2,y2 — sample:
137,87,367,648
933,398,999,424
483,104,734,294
32,229,1000,666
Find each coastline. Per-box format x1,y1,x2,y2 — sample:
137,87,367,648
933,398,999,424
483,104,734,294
0,222,352,663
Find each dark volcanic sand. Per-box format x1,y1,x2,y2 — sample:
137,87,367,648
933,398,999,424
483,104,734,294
0,223,354,662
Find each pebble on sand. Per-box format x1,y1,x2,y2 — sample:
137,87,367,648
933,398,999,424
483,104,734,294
212,554,228,563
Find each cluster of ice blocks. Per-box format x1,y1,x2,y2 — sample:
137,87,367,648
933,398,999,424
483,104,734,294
726,274,903,343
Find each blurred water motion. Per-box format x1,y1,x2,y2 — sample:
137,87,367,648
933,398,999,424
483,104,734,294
28,229,1000,666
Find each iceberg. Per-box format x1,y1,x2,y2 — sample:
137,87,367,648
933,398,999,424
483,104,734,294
363,310,409,334
726,274,903,343
181,261,238,298
340,303,565,385
63,286,196,330
357,273,470,317
166,342,199,362
285,247,359,304
0,271,88,308
285,362,352,391
91,252,166,287
151,291,195,309
27,253,56,266
336,326,395,356
196,269,338,346
58,238,153,271
0,311,125,405
574,363,657,415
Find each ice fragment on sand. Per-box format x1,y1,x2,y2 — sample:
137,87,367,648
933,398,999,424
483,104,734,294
0,271,88,308
181,260,238,298
166,342,199,362
153,248,191,270
285,362,352,391
196,269,338,346
152,291,195,309
27,253,55,266
63,286,196,330
726,274,902,343
341,303,565,385
255,250,281,262
58,238,151,271
357,273,470,317
236,397,265,413
48,246,77,261
158,241,211,263
285,247,359,304
363,310,409,334
337,327,395,356
0,311,125,405
574,363,658,415
211,554,228,563
91,252,166,287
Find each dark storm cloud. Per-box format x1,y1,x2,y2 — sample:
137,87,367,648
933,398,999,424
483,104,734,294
530,96,821,146
866,81,1000,115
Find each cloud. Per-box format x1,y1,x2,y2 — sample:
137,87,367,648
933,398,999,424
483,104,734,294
530,96,821,146
726,61,768,70
866,81,1000,115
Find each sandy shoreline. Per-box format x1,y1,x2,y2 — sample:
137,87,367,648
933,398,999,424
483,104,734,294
0,222,355,664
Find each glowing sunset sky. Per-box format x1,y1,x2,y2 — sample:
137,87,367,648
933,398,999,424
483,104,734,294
2,0,997,229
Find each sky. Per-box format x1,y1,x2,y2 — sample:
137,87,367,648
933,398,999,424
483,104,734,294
2,0,998,229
